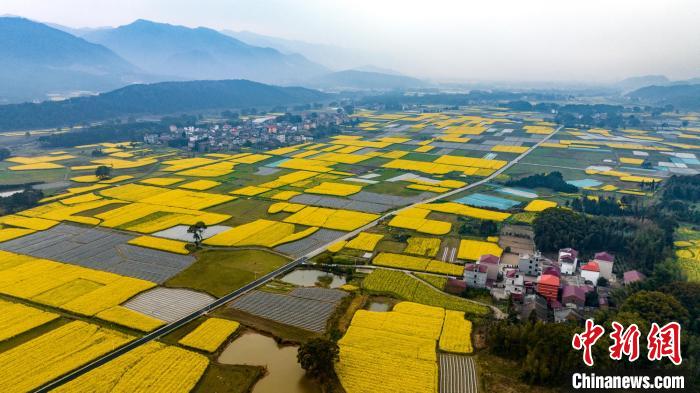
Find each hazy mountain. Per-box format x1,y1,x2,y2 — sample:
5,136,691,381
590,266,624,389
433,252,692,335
83,20,328,84
351,65,404,76
0,17,143,104
627,84,700,110
223,29,372,71
615,75,670,92
312,70,428,90
0,79,329,131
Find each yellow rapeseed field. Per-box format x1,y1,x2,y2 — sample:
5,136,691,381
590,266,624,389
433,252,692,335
420,202,510,221
345,232,384,251
230,185,271,196
387,215,452,235
95,306,166,332
53,342,208,393
204,219,318,247
178,180,221,190
524,199,558,212
128,236,190,254
179,317,240,352
139,177,185,186
0,321,133,393
457,239,503,260
439,310,473,354
0,299,59,342
305,182,363,196
282,207,379,231
405,237,441,257
0,228,36,242
336,302,445,393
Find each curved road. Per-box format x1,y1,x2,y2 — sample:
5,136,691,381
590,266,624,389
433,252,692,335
36,125,561,392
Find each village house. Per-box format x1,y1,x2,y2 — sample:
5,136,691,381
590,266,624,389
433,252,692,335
558,247,578,275
518,251,544,277
593,251,615,280
463,263,488,288
536,271,560,304
478,254,500,282
580,261,601,285
561,284,591,308
504,268,524,301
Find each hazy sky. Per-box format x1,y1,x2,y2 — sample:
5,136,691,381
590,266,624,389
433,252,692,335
3,0,699,82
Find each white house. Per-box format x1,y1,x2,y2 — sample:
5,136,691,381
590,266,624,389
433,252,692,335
558,248,578,275
518,251,544,277
580,261,601,285
464,264,488,288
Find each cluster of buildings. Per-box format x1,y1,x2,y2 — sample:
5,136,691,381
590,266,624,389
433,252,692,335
460,248,646,323
144,111,349,152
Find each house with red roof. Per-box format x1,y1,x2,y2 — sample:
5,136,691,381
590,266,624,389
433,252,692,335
561,284,591,308
463,263,488,288
593,251,615,280
478,254,500,281
536,273,560,303
581,261,600,284
558,248,578,275
623,270,646,285
504,268,524,301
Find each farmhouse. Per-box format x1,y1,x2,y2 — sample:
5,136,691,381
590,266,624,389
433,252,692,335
593,251,615,280
464,263,488,288
558,247,578,275
580,261,601,284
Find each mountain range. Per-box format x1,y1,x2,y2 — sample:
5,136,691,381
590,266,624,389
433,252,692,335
0,17,145,104
0,16,427,104
80,20,328,84
0,79,328,131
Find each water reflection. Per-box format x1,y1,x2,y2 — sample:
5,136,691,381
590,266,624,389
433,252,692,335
280,269,346,289
218,331,321,393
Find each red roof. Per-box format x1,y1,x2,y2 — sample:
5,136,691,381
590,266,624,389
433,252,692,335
538,274,560,287
594,252,614,262
479,254,500,265
581,261,600,272
464,264,488,273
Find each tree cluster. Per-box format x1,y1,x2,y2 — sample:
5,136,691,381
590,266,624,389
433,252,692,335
505,171,578,193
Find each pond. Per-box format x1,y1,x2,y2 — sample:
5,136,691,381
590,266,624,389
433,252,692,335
366,301,391,312
280,269,346,288
218,331,321,393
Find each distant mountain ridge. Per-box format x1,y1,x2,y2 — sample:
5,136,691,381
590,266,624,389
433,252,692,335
0,79,329,131
627,84,700,110
0,17,144,103
82,20,328,84
311,69,428,90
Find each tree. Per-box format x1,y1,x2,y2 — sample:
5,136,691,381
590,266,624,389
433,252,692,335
297,338,339,386
619,291,689,325
187,221,207,247
0,147,10,160
95,165,111,180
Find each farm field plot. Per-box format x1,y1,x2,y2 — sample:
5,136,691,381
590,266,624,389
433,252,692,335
0,224,195,283
362,269,489,316
179,317,240,352
274,228,346,257
124,287,216,323
0,299,59,342
52,341,208,393
229,287,347,333
336,302,445,393
0,321,133,393
439,354,478,393
166,249,289,297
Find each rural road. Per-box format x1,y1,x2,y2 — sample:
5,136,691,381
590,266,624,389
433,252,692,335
37,125,561,392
